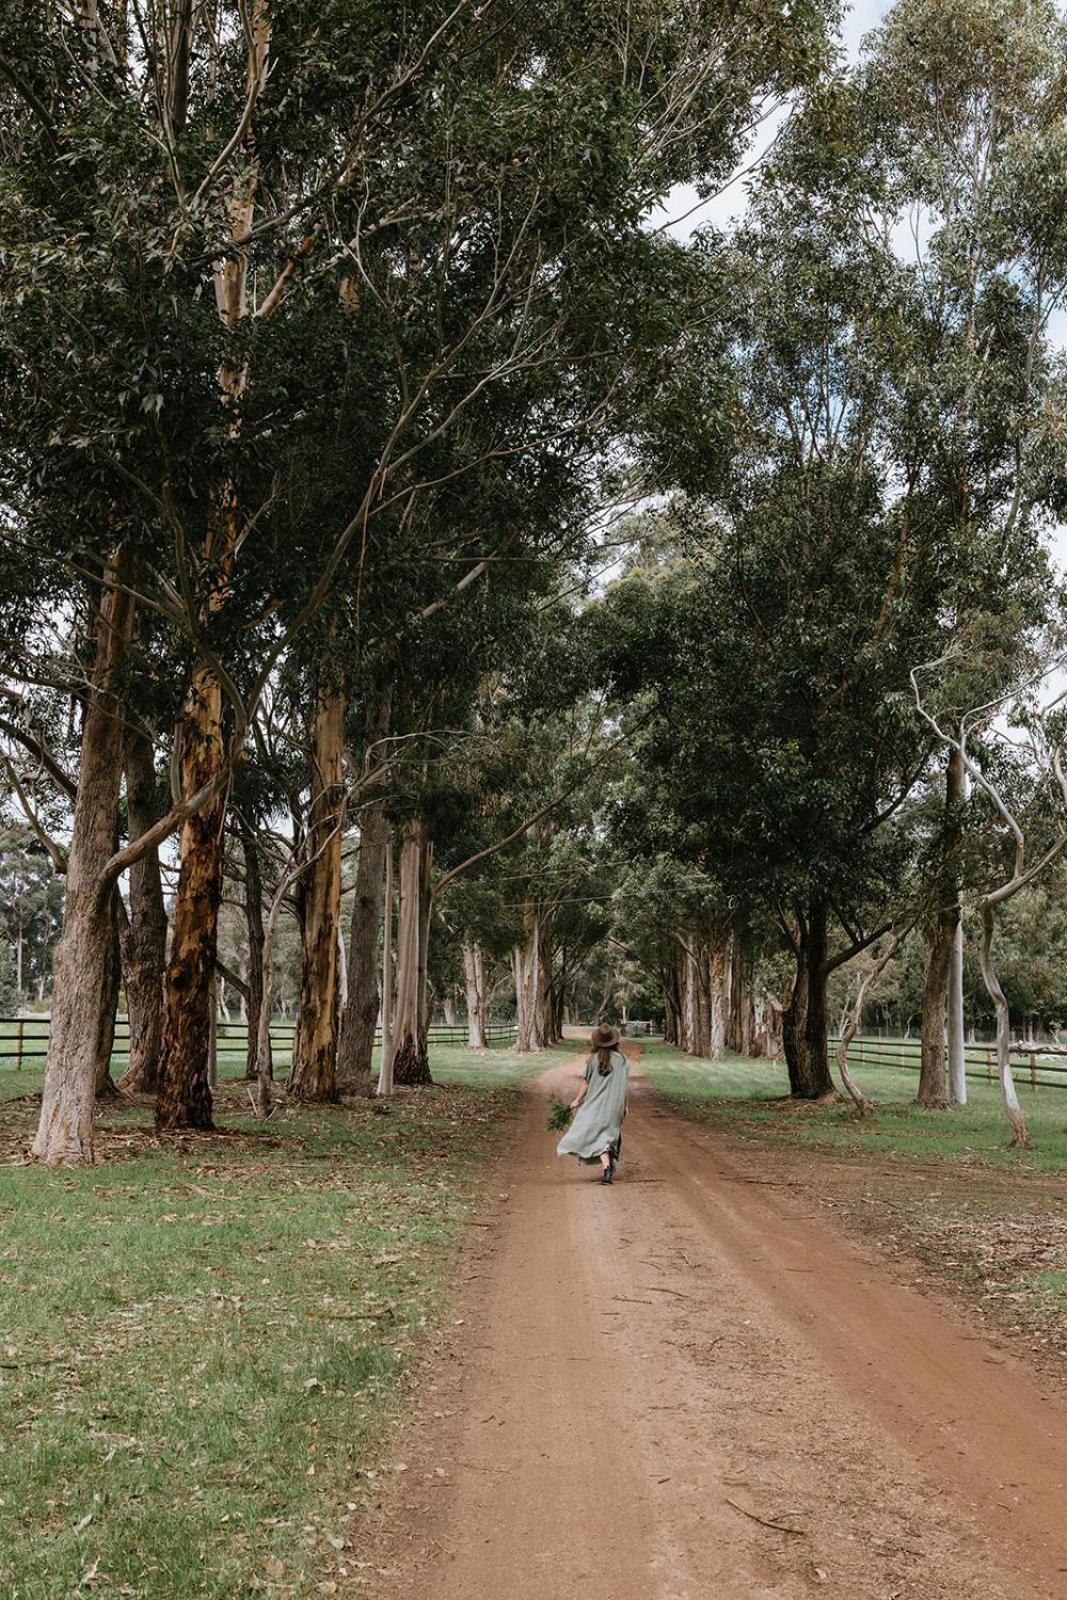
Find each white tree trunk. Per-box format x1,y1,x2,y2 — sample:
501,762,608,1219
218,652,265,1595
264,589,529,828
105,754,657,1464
463,942,489,1048
709,938,727,1060
979,903,1029,1147
337,920,348,1014
377,837,396,1096
948,918,966,1105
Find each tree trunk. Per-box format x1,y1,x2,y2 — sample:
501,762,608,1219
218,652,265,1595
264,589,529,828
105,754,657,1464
917,923,952,1108
947,748,968,1105
290,678,346,1102
948,919,966,1105
33,544,137,1165
918,747,966,1108
377,836,395,1095
416,835,433,1049
94,890,123,1099
978,902,1030,1148
463,942,489,1048
208,968,219,1088
391,821,432,1086
442,994,457,1027
781,903,834,1099
116,730,166,1094
336,801,388,1097
241,831,269,1081
709,936,727,1060
693,945,711,1057
156,664,227,1133
535,908,557,1046
681,945,697,1053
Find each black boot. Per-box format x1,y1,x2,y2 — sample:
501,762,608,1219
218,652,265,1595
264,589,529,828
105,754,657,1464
600,1165,612,1185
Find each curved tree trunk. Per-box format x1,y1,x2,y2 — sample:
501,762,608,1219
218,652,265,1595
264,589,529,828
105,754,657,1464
781,903,834,1099
978,902,1030,1148
290,678,346,1102
336,801,388,1096
117,730,166,1094
32,544,137,1166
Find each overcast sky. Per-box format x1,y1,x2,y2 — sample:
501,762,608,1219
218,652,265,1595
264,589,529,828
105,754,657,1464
656,1,892,238
650,0,1067,572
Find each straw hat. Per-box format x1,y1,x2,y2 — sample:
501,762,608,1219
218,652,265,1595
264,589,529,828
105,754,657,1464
591,1022,621,1051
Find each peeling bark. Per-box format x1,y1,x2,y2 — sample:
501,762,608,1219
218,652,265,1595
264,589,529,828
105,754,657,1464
336,801,388,1097
32,544,137,1165
463,942,489,1048
156,664,227,1133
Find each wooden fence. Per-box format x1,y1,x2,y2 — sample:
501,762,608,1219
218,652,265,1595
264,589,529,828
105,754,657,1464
0,1016,518,1070
830,1034,1067,1091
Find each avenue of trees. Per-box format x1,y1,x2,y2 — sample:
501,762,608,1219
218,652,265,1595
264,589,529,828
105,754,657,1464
4,0,1067,1160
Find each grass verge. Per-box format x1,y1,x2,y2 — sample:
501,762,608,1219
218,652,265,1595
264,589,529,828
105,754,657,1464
639,1036,1067,1375
0,1043,532,1600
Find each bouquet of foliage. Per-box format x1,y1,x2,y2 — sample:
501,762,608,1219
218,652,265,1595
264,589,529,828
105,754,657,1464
547,1098,573,1133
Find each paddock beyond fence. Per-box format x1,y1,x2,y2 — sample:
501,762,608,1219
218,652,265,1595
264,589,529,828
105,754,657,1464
830,1034,1067,1091
0,1015,518,1072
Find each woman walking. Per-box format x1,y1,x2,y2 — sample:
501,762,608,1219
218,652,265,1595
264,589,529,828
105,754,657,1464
557,1023,630,1184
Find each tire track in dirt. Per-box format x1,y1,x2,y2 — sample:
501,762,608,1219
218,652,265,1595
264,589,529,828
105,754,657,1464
364,1046,1067,1598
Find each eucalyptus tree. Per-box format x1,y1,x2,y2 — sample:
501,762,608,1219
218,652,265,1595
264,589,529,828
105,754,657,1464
913,646,1067,1147
830,0,1067,1105
0,0,838,1160
595,178,954,1095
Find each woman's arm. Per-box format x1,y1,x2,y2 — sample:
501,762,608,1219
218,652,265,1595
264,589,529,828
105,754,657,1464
570,1060,592,1111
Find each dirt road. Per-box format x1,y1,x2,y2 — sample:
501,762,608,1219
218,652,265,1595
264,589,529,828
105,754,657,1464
368,1050,1067,1598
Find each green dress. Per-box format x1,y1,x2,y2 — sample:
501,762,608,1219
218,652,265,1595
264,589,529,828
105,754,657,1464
557,1051,629,1165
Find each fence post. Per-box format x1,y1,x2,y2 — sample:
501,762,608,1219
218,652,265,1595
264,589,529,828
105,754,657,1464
1030,1051,1038,1092
986,1049,993,1082
15,1017,22,1072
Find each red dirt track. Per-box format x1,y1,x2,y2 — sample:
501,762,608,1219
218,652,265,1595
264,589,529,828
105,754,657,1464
367,1045,1067,1598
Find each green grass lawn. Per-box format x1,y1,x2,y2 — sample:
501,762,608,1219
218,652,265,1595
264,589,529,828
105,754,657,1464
0,1037,542,1600
637,1035,1067,1173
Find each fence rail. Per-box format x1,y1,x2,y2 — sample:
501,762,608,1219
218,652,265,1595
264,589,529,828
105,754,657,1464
830,1034,1067,1091
0,1016,517,1068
